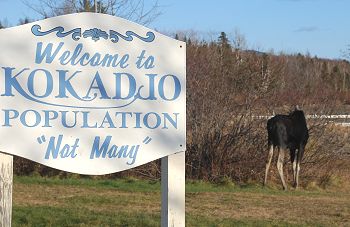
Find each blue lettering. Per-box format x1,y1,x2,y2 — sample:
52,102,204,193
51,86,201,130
89,136,139,165
20,110,41,127
55,70,90,101
90,54,101,66
158,75,181,101
143,112,161,129
44,135,78,159
163,113,178,129
60,110,78,128
71,43,83,65
83,72,111,100
99,111,116,128
115,112,132,128
136,50,154,69
27,69,53,98
59,50,71,65
2,109,19,126
126,145,139,165
113,73,136,100
1,67,30,97
82,111,98,128
35,42,64,64
43,110,58,127
134,112,142,128
90,136,112,159
35,42,130,68
137,74,157,100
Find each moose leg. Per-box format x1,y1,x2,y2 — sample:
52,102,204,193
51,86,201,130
264,144,274,186
277,147,287,190
290,149,297,186
294,145,305,189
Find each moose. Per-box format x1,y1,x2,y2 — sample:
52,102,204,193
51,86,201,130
264,107,309,190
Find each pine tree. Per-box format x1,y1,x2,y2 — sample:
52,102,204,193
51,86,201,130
19,17,30,25
321,61,329,83
217,32,232,76
218,32,230,49
187,38,192,45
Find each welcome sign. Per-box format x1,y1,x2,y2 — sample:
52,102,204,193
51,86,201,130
0,13,186,175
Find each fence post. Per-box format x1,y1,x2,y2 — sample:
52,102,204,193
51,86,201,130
0,152,13,227
161,151,185,227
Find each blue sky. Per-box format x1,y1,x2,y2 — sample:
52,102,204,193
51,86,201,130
0,0,348,59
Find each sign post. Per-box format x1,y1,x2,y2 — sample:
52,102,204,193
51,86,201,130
161,152,185,227
0,153,13,227
0,13,186,226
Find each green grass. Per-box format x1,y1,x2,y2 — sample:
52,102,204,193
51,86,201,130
15,175,342,195
14,206,160,227
12,176,350,227
14,206,318,227
14,175,161,192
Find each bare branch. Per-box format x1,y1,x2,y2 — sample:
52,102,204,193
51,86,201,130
23,0,161,25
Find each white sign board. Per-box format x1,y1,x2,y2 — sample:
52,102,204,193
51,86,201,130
0,13,186,175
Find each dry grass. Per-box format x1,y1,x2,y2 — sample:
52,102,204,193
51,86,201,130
187,191,350,225
12,176,350,226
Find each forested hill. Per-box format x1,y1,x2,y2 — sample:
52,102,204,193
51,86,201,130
183,31,350,114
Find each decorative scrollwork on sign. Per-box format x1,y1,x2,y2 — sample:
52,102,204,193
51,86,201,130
82,28,108,41
109,30,155,43
31,25,155,43
31,25,82,41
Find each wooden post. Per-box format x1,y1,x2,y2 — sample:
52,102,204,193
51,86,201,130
161,151,185,227
0,153,13,227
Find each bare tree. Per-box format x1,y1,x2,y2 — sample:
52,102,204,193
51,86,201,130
23,0,161,25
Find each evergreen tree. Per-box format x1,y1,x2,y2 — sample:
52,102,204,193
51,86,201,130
218,31,230,49
321,61,329,83
187,38,192,45
19,17,31,25
217,32,232,76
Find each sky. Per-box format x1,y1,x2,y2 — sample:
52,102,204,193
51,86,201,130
0,0,348,60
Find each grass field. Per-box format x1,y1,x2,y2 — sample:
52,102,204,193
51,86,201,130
12,176,350,226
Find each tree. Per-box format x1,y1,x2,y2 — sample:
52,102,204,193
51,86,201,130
330,65,342,91
19,17,31,25
217,32,232,77
0,19,9,29
217,31,230,49
24,0,161,25
232,29,247,50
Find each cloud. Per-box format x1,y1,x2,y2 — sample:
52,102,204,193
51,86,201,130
294,26,319,33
